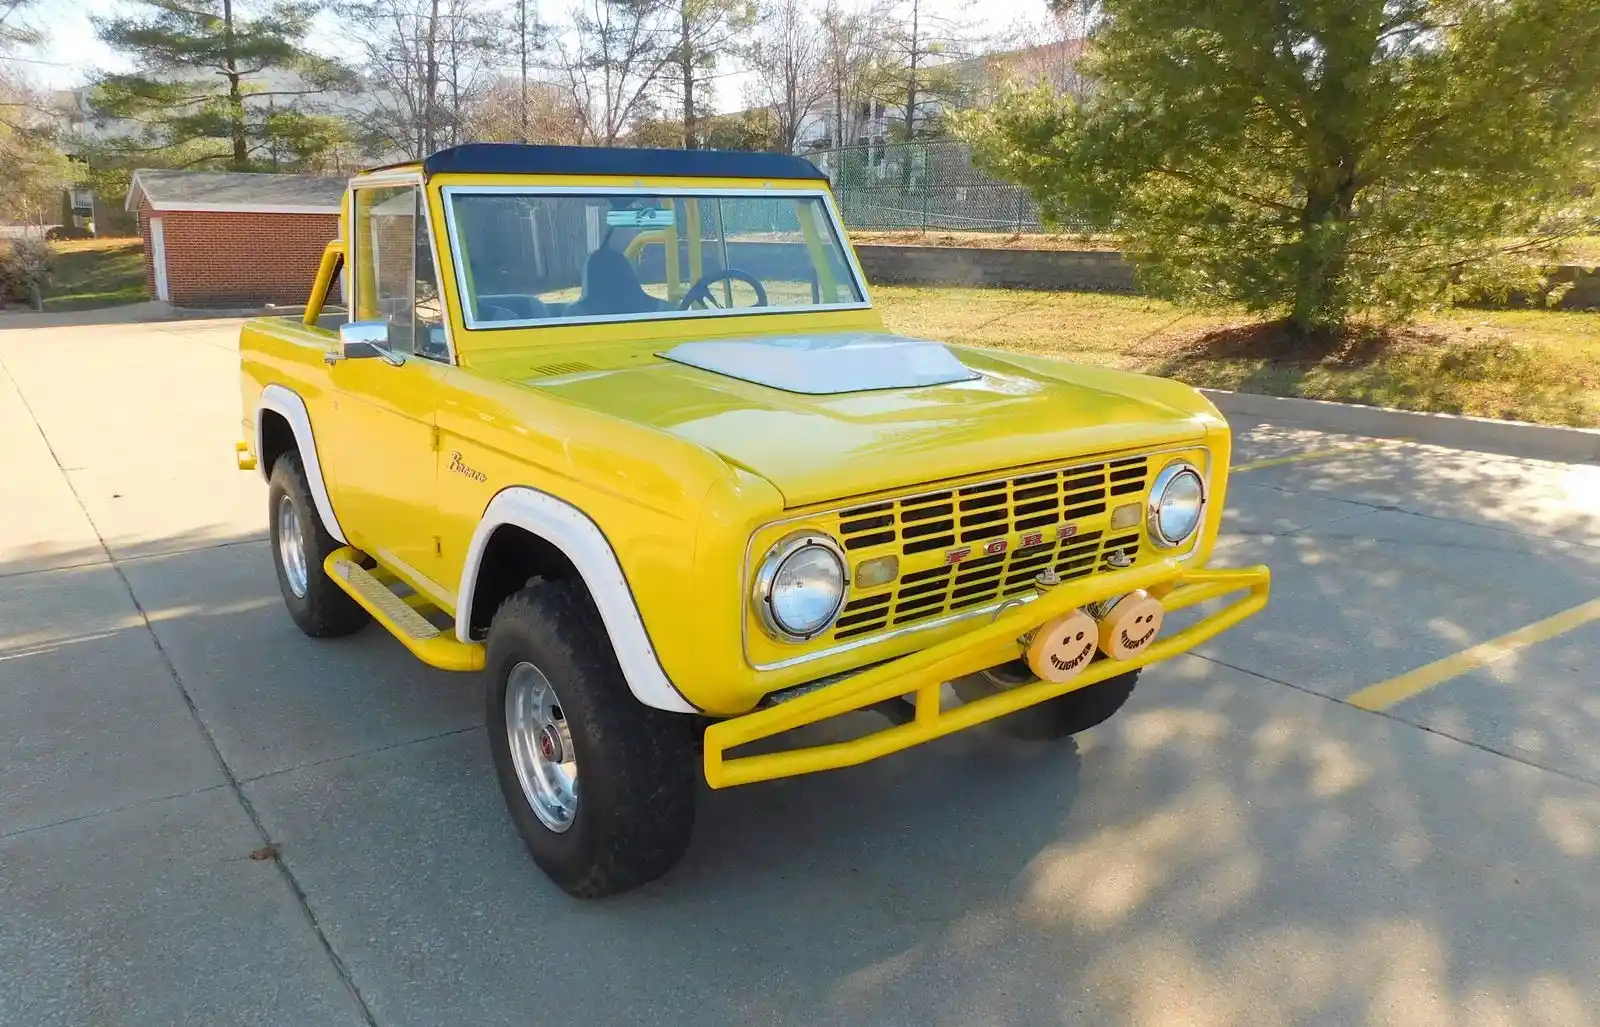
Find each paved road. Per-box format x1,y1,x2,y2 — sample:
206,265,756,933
3,316,1599,1027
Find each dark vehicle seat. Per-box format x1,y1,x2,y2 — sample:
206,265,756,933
564,249,663,318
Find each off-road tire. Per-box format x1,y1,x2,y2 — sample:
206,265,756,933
955,666,1140,741
486,580,699,898
268,452,370,638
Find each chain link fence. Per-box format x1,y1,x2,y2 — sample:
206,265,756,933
807,138,1095,234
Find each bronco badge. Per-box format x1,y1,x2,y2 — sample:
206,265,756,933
448,451,488,483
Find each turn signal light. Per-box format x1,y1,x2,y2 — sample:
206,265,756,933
1110,501,1142,530
854,555,899,588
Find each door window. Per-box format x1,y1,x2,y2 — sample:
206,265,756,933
352,185,448,361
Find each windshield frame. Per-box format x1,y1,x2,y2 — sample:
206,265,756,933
439,184,873,332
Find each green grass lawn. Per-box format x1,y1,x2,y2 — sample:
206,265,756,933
875,286,1600,427
43,238,149,311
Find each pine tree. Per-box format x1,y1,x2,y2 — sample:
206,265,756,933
663,0,757,148
92,0,354,171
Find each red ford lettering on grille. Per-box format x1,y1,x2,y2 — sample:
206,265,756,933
947,524,1079,566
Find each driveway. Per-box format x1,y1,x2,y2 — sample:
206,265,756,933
3,316,1599,1027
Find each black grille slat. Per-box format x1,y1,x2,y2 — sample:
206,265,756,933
898,578,951,599
904,534,956,554
960,508,1008,527
951,580,1002,601
839,513,894,533
835,609,890,629
903,518,955,539
895,593,947,614
954,565,1003,588
902,502,954,522
843,530,896,550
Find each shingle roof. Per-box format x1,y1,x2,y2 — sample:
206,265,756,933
125,169,345,214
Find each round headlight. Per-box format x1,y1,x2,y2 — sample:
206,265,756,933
754,534,848,641
1148,462,1205,548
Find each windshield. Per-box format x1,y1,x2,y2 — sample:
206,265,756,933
443,189,866,328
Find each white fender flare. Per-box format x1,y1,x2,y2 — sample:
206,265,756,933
257,384,347,544
457,487,697,714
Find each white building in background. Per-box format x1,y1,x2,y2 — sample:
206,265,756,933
792,38,1090,154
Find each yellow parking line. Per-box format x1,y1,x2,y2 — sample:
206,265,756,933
1234,442,1384,473
1348,598,1600,711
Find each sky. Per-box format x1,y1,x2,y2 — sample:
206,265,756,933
19,0,1049,111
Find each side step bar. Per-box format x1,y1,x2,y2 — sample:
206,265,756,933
324,548,485,671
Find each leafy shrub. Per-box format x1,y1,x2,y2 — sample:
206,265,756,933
960,0,1600,336
0,238,53,310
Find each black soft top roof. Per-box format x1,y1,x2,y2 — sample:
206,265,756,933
402,143,827,182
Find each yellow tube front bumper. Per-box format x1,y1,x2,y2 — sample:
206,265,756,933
703,560,1270,788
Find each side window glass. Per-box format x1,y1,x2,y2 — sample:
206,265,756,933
413,191,448,361
353,185,448,360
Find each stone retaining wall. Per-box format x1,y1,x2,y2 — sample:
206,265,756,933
853,243,1600,310
853,245,1136,293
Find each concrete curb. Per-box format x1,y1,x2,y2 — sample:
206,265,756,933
1203,388,1600,465
0,301,311,329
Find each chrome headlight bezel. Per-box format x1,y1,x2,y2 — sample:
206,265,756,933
1147,460,1207,549
751,532,849,642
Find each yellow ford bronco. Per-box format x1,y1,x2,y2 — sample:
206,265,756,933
237,143,1269,897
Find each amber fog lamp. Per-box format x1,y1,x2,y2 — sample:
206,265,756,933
1110,502,1142,530
854,555,899,589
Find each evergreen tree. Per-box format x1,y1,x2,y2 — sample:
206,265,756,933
663,0,756,148
92,0,354,171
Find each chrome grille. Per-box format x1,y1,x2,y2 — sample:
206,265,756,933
829,455,1150,641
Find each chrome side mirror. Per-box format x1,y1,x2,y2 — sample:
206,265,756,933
328,320,403,365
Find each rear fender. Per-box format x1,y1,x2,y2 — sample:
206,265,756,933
257,384,346,544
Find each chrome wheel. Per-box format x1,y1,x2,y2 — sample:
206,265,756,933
276,494,309,599
506,661,578,833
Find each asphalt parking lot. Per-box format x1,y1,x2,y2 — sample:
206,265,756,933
3,314,1599,1027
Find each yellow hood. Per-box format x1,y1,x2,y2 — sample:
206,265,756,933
508,334,1216,508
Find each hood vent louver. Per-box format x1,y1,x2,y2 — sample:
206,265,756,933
530,361,596,377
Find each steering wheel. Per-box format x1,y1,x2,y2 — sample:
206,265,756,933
677,269,769,311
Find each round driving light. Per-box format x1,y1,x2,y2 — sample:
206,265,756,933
755,534,848,640
1148,462,1205,548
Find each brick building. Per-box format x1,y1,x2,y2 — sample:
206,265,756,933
125,170,345,307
